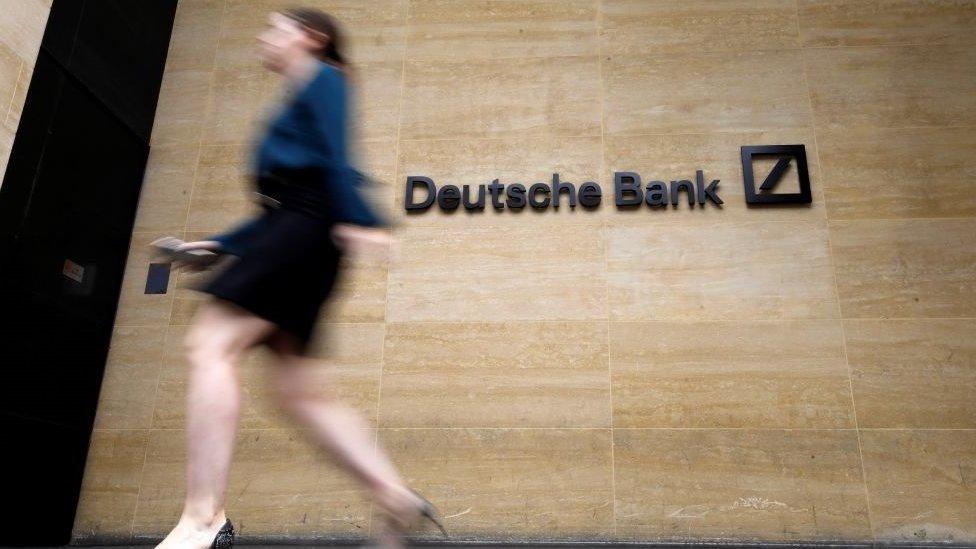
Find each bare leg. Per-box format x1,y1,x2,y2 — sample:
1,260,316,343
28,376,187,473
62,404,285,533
267,333,425,541
156,299,276,549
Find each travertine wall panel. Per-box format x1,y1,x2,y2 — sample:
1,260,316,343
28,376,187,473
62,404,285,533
74,0,976,544
0,0,51,185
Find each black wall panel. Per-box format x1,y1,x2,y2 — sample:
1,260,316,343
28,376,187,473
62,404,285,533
0,0,178,544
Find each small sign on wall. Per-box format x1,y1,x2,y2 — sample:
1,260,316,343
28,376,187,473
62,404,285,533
145,262,170,294
62,258,97,295
62,258,85,282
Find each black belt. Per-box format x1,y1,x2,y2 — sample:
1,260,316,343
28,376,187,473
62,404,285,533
255,170,332,221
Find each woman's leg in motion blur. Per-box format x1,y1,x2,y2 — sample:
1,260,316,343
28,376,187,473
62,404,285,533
267,332,421,537
157,299,276,549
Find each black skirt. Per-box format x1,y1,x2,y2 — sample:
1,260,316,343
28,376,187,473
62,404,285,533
200,205,343,354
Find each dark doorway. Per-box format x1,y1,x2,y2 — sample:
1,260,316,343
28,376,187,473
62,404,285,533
0,0,178,544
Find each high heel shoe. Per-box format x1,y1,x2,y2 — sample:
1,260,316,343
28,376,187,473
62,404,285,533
404,487,449,538
210,518,235,549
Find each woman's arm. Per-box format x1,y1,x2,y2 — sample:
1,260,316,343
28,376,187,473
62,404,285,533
302,64,385,228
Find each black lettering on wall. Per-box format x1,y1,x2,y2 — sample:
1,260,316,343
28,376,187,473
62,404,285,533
578,182,601,208
551,173,576,208
696,170,723,205
645,181,668,207
614,171,642,206
438,184,461,210
488,178,504,209
528,182,551,208
670,180,695,206
506,183,526,209
405,176,435,210
462,184,485,210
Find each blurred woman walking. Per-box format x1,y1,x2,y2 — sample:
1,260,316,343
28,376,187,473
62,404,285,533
151,7,445,549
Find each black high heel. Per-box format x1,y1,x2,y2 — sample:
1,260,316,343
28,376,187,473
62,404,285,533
405,487,448,538
210,518,235,549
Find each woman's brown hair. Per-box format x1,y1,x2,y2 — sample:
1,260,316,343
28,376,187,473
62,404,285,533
280,7,353,77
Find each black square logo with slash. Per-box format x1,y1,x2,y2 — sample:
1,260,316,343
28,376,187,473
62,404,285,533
740,144,811,204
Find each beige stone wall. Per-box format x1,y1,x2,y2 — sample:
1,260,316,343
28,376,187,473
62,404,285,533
0,0,51,184
73,0,976,544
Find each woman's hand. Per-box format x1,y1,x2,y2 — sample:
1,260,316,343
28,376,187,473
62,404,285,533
175,240,223,252
174,240,223,271
151,237,222,271
330,223,392,259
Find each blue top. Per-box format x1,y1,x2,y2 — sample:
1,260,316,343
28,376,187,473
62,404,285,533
209,60,382,255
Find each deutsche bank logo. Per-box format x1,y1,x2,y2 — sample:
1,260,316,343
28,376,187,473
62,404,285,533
740,144,812,205
405,144,816,213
